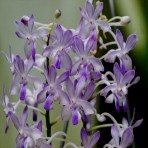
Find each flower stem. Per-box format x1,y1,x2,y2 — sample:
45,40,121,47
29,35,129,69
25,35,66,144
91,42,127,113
60,121,69,148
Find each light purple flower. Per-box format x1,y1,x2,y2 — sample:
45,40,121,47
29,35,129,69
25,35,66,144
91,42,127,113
105,29,137,73
43,24,73,70
37,65,70,110
61,77,95,125
10,55,42,100
81,128,100,148
108,124,134,148
100,63,136,112
15,15,48,59
71,34,104,75
80,1,110,32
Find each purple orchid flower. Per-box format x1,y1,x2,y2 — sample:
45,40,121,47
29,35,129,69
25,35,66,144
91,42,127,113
71,34,104,75
43,24,73,70
37,65,70,110
15,15,48,59
108,124,134,148
61,77,95,125
10,55,42,100
2,85,20,133
105,29,137,73
9,106,50,148
80,1,110,32
81,128,100,148
100,63,137,112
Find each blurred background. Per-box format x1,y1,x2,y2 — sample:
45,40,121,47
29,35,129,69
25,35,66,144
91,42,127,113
0,0,147,147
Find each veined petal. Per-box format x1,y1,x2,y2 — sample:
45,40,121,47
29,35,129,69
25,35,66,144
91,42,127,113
113,63,122,84
83,81,95,100
125,34,137,52
25,57,34,75
76,76,86,96
55,24,63,44
58,90,70,105
121,70,135,86
88,56,104,72
42,46,55,57
22,106,28,128
94,2,103,19
116,29,124,49
111,124,119,146
66,78,74,98
49,65,57,83
132,119,143,128
15,55,25,74
56,71,69,84
120,128,134,147
100,85,116,97
81,128,88,147
62,30,73,47
78,99,95,115
61,106,71,121
15,31,26,39
96,20,111,33
80,7,89,20
37,88,47,104
105,49,121,63
28,15,34,33
86,1,94,18
44,94,54,110
24,40,33,59
61,50,72,70
89,131,100,148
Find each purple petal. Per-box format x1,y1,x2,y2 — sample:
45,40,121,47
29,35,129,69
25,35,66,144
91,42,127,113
85,33,96,54
113,63,122,84
76,76,86,96
100,85,116,97
90,71,101,80
42,46,54,57
62,30,73,47
71,60,82,75
121,70,135,86
83,81,95,100
88,56,104,72
24,40,33,59
81,128,88,147
132,119,143,128
56,71,69,84
14,55,25,74
15,20,27,35
61,51,72,70
55,54,61,69
111,124,119,146
66,78,74,98
122,95,128,112
120,128,134,147
96,20,111,32
116,29,124,49
72,108,79,125
105,49,121,63
49,65,57,83
58,90,70,105
9,112,21,132
105,94,114,103
5,117,10,133
74,36,85,56
125,34,137,52
37,120,42,132
94,2,103,19
32,42,36,61
86,1,94,18
78,99,95,115
89,131,100,148
61,106,72,121
44,94,54,110
15,31,26,39
44,65,50,84
28,15,34,32
55,24,63,43
114,94,120,112
80,7,89,20
20,84,26,100
33,109,37,121
22,106,28,128
37,88,48,103
25,57,34,75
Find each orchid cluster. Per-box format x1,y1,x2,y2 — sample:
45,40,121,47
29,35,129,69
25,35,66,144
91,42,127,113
1,0,143,148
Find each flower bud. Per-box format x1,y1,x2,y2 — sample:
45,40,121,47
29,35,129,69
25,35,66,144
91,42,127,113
21,16,29,26
54,9,62,19
120,16,131,26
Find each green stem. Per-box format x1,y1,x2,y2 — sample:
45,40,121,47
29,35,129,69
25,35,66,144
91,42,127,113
59,121,69,148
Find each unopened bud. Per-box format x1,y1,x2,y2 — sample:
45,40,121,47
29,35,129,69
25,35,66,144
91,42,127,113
121,16,131,26
55,9,62,19
21,16,29,26
96,114,106,122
